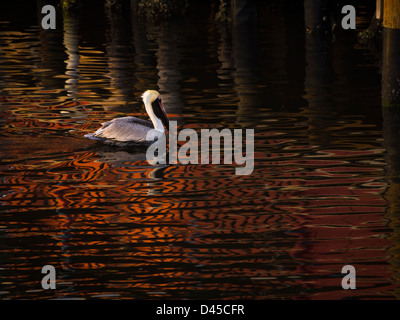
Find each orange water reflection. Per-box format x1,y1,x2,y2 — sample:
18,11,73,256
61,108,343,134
1,110,396,299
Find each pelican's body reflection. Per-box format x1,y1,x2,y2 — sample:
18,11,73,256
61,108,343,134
92,143,167,169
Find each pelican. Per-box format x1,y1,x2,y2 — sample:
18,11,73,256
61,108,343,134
85,90,169,147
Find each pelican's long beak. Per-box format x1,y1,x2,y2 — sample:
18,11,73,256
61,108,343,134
152,97,169,131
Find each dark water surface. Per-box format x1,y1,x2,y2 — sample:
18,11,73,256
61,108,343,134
1,1,400,299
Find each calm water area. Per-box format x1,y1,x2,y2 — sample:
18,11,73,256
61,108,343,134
1,0,400,299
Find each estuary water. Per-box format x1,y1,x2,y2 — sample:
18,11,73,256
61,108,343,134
1,0,399,299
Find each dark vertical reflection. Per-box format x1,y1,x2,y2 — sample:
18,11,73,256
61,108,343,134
304,0,334,146
282,1,307,111
231,0,260,125
130,0,158,99
104,0,136,111
130,1,185,117
154,20,185,116
382,29,400,107
382,106,400,300
63,6,80,100
215,11,234,92
35,0,66,91
382,26,400,299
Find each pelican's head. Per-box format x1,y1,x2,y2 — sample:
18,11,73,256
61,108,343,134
142,90,169,131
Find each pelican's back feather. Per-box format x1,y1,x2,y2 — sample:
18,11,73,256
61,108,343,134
91,116,153,142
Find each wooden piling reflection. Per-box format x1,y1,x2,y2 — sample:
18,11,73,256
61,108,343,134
382,105,400,299
382,1,400,107
104,0,136,110
231,0,261,124
382,0,400,299
62,6,80,100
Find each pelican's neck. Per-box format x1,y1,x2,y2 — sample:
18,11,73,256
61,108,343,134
144,96,164,132
151,116,164,132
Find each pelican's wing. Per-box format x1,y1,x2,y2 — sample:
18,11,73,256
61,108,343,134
91,116,153,142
